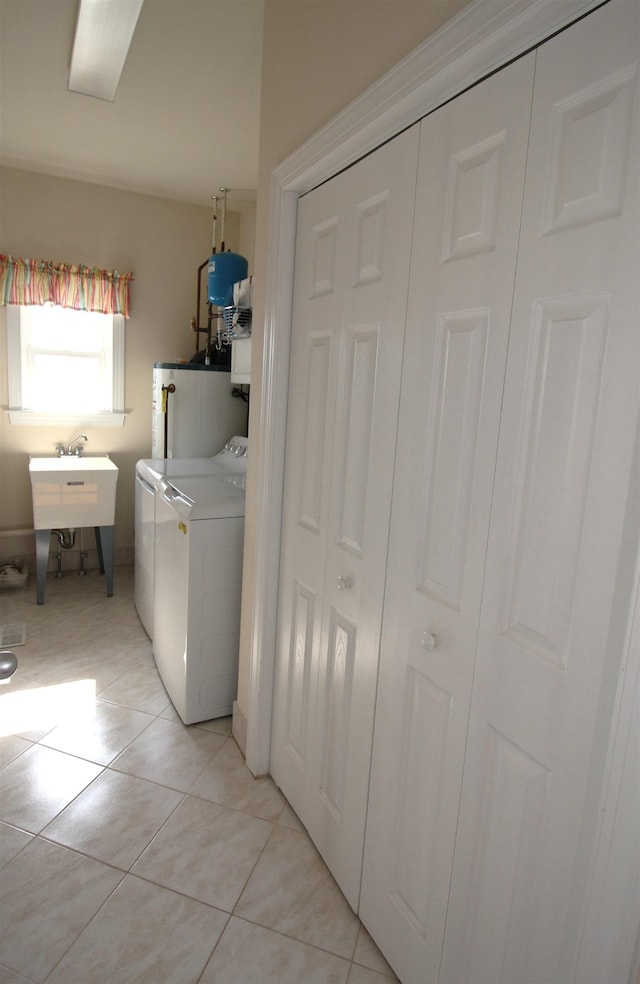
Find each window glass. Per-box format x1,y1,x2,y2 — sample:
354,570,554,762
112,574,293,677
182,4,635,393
6,305,125,426
21,306,113,413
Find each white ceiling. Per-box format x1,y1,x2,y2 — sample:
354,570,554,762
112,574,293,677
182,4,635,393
0,0,264,211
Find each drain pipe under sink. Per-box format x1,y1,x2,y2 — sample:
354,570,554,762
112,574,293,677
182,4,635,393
51,528,77,578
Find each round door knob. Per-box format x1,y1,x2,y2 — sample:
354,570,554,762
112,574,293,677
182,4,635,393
421,631,438,651
337,576,352,591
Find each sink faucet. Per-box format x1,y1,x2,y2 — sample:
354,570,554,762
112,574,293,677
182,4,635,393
58,434,88,456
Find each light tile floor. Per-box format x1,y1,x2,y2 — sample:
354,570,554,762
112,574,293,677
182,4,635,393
0,568,398,984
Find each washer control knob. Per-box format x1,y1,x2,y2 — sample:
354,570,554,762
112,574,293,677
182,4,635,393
421,631,438,651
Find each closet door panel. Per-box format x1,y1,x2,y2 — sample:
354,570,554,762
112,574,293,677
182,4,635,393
441,5,639,982
272,125,421,910
360,54,536,984
421,309,490,607
313,128,421,910
271,180,346,830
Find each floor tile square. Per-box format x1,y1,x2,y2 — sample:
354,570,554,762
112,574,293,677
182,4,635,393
0,735,31,769
194,715,233,737
39,699,154,765
353,927,398,979
0,964,34,983
348,964,398,983
98,661,171,715
277,799,306,832
235,825,360,959
0,822,33,868
0,837,123,982
111,716,226,790
43,768,183,869
45,874,228,984
189,736,287,821
132,794,272,911
0,744,102,833
199,916,350,983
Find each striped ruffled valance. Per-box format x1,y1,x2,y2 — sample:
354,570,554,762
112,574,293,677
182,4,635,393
0,254,134,318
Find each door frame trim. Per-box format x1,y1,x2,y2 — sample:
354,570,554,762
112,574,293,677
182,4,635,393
247,0,604,778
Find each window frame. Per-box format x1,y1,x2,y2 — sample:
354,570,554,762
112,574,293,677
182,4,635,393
6,305,126,427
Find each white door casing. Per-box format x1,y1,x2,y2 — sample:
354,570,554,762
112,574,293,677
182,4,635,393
270,126,420,910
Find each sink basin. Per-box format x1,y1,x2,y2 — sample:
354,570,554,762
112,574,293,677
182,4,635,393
29,455,118,530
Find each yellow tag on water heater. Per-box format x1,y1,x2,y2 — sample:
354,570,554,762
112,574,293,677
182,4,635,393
178,522,187,535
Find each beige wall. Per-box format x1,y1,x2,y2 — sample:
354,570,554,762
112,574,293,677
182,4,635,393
237,0,471,730
0,166,248,571
1,0,469,733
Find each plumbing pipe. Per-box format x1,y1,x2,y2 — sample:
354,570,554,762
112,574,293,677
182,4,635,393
220,186,227,251
161,384,175,459
51,528,77,550
193,258,209,353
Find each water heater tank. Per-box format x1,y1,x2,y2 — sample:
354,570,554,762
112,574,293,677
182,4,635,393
208,251,248,306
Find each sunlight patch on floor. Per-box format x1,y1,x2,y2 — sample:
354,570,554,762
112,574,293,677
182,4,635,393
0,679,96,737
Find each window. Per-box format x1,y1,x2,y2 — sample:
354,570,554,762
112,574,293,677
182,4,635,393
7,304,125,426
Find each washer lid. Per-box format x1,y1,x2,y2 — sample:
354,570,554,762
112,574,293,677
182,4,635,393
159,473,246,520
136,437,247,489
136,456,220,488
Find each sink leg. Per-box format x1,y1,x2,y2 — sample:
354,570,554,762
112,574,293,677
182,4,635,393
94,525,105,574
95,526,114,597
35,529,50,605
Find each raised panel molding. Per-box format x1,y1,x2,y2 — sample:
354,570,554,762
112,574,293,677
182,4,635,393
418,310,489,609
543,65,637,234
458,726,550,982
390,667,453,939
310,217,339,298
354,191,388,285
298,333,332,534
318,609,356,821
336,325,379,556
284,581,315,768
500,293,609,668
443,132,506,260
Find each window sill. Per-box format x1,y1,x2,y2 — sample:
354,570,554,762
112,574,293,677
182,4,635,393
7,411,127,427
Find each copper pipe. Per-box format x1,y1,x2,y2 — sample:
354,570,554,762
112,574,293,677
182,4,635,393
194,258,209,353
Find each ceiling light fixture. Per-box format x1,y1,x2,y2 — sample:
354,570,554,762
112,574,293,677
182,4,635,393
68,0,144,102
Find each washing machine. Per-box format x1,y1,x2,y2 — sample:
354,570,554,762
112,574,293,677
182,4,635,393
134,437,247,639
151,447,247,724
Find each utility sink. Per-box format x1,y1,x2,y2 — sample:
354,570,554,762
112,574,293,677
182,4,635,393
29,455,118,530
29,455,119,605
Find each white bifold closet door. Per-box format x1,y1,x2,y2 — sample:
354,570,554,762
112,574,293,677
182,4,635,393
359,52,536,984
361,3,639,983
270,125,420,910
440,4,639,982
